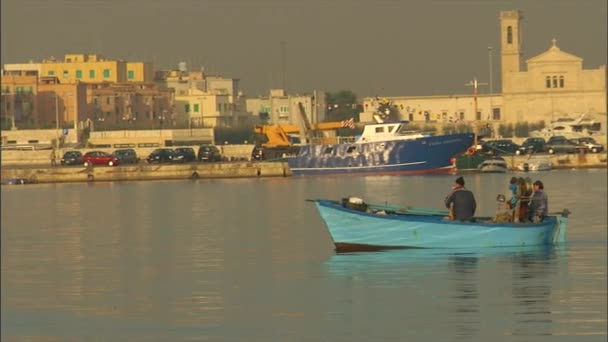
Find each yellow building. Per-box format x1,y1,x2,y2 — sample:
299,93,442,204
37,54,153,84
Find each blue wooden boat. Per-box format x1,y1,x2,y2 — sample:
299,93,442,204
310,198,569,252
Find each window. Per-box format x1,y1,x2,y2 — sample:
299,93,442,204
552,76,558,88
476,111,481,121
89,70,95,78
106,97,111,105
28,86,33,93
75,70,82,79
492,108,501,120
127,70,135,80
323,147,333,154
346,146,357,153
194,104,199,112
507,26,513,44
62,70,69,78
185,104,190,112
4,86,9,93
103,69,110,78
459,112,465,121
559,76,564,88
48,70,55,76
546,76,551,88
375,127,385,133
146,111,150,119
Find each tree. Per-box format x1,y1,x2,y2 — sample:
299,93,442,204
325,90,361,122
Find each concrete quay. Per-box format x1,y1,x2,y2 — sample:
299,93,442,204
0,161,291,184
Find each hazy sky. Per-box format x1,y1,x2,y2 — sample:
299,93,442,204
1,0,606,98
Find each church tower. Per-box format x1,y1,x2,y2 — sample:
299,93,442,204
500,11,523,93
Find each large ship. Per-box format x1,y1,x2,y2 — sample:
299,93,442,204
286,121,475,176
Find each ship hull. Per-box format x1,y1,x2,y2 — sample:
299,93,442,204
287,133,475,176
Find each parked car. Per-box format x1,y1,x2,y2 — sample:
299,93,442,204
569,137,605,153
82,151,120,166
60,150,83,166
112,148,139,164
198,145,222,162
480,139,522,155
518,137,546,154
545,136,585,154
251,146,264,161
173,147,197,163
147,148,175,164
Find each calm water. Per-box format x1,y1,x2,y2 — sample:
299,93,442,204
1,169,607,342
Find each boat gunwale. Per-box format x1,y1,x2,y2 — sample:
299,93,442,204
315,199,559,229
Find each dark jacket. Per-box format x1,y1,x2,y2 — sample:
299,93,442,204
445,187,477,221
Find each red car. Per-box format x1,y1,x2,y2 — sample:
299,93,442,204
82,151,120,166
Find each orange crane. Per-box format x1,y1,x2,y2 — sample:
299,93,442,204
252,102,355,159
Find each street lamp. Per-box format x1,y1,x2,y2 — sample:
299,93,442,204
54,93,59,147
54,92,73,148
488,46,494,119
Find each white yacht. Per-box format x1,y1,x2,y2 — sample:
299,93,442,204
529,113,604,139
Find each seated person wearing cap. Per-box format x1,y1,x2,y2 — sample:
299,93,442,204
444,177,477,221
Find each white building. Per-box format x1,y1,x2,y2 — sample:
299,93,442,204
246,89,326,126
360,10,606,127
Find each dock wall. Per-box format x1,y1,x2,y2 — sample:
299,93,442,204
1,162,291,184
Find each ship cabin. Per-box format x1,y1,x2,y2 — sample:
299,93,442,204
355,121,430,144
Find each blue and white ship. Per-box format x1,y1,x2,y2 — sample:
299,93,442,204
286,121,475,176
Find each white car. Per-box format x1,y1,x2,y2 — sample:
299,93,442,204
570,137,604,153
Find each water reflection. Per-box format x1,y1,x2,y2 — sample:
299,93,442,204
324,246,567,340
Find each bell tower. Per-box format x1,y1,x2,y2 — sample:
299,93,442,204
500,10,523,92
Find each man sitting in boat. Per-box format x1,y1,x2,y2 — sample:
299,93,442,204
528,180,548,223
444,177,477,222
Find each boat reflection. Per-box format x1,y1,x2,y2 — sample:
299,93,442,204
324,245,566,278
323,245,567,340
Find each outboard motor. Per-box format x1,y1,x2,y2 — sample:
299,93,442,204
341,197,368,212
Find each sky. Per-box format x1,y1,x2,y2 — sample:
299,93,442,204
1,0,606,98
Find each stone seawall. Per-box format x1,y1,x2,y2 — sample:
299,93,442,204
0,161,291,184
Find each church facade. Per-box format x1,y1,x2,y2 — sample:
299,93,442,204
360,10,606,126
500,11,605,123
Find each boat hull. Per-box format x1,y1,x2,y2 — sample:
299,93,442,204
287,133,474,176
313,200,568,250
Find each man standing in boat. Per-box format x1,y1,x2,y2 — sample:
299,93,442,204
445,177,477,221
528,180,548,223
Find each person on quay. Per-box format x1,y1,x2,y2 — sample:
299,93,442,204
444,176,477,221
50,148,57,167
528,180,548,223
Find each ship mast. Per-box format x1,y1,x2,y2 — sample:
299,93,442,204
466,77,487,145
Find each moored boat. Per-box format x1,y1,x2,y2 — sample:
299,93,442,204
287,121,475,176
517,157,552,171
478,156,508,173
309,198,569,252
